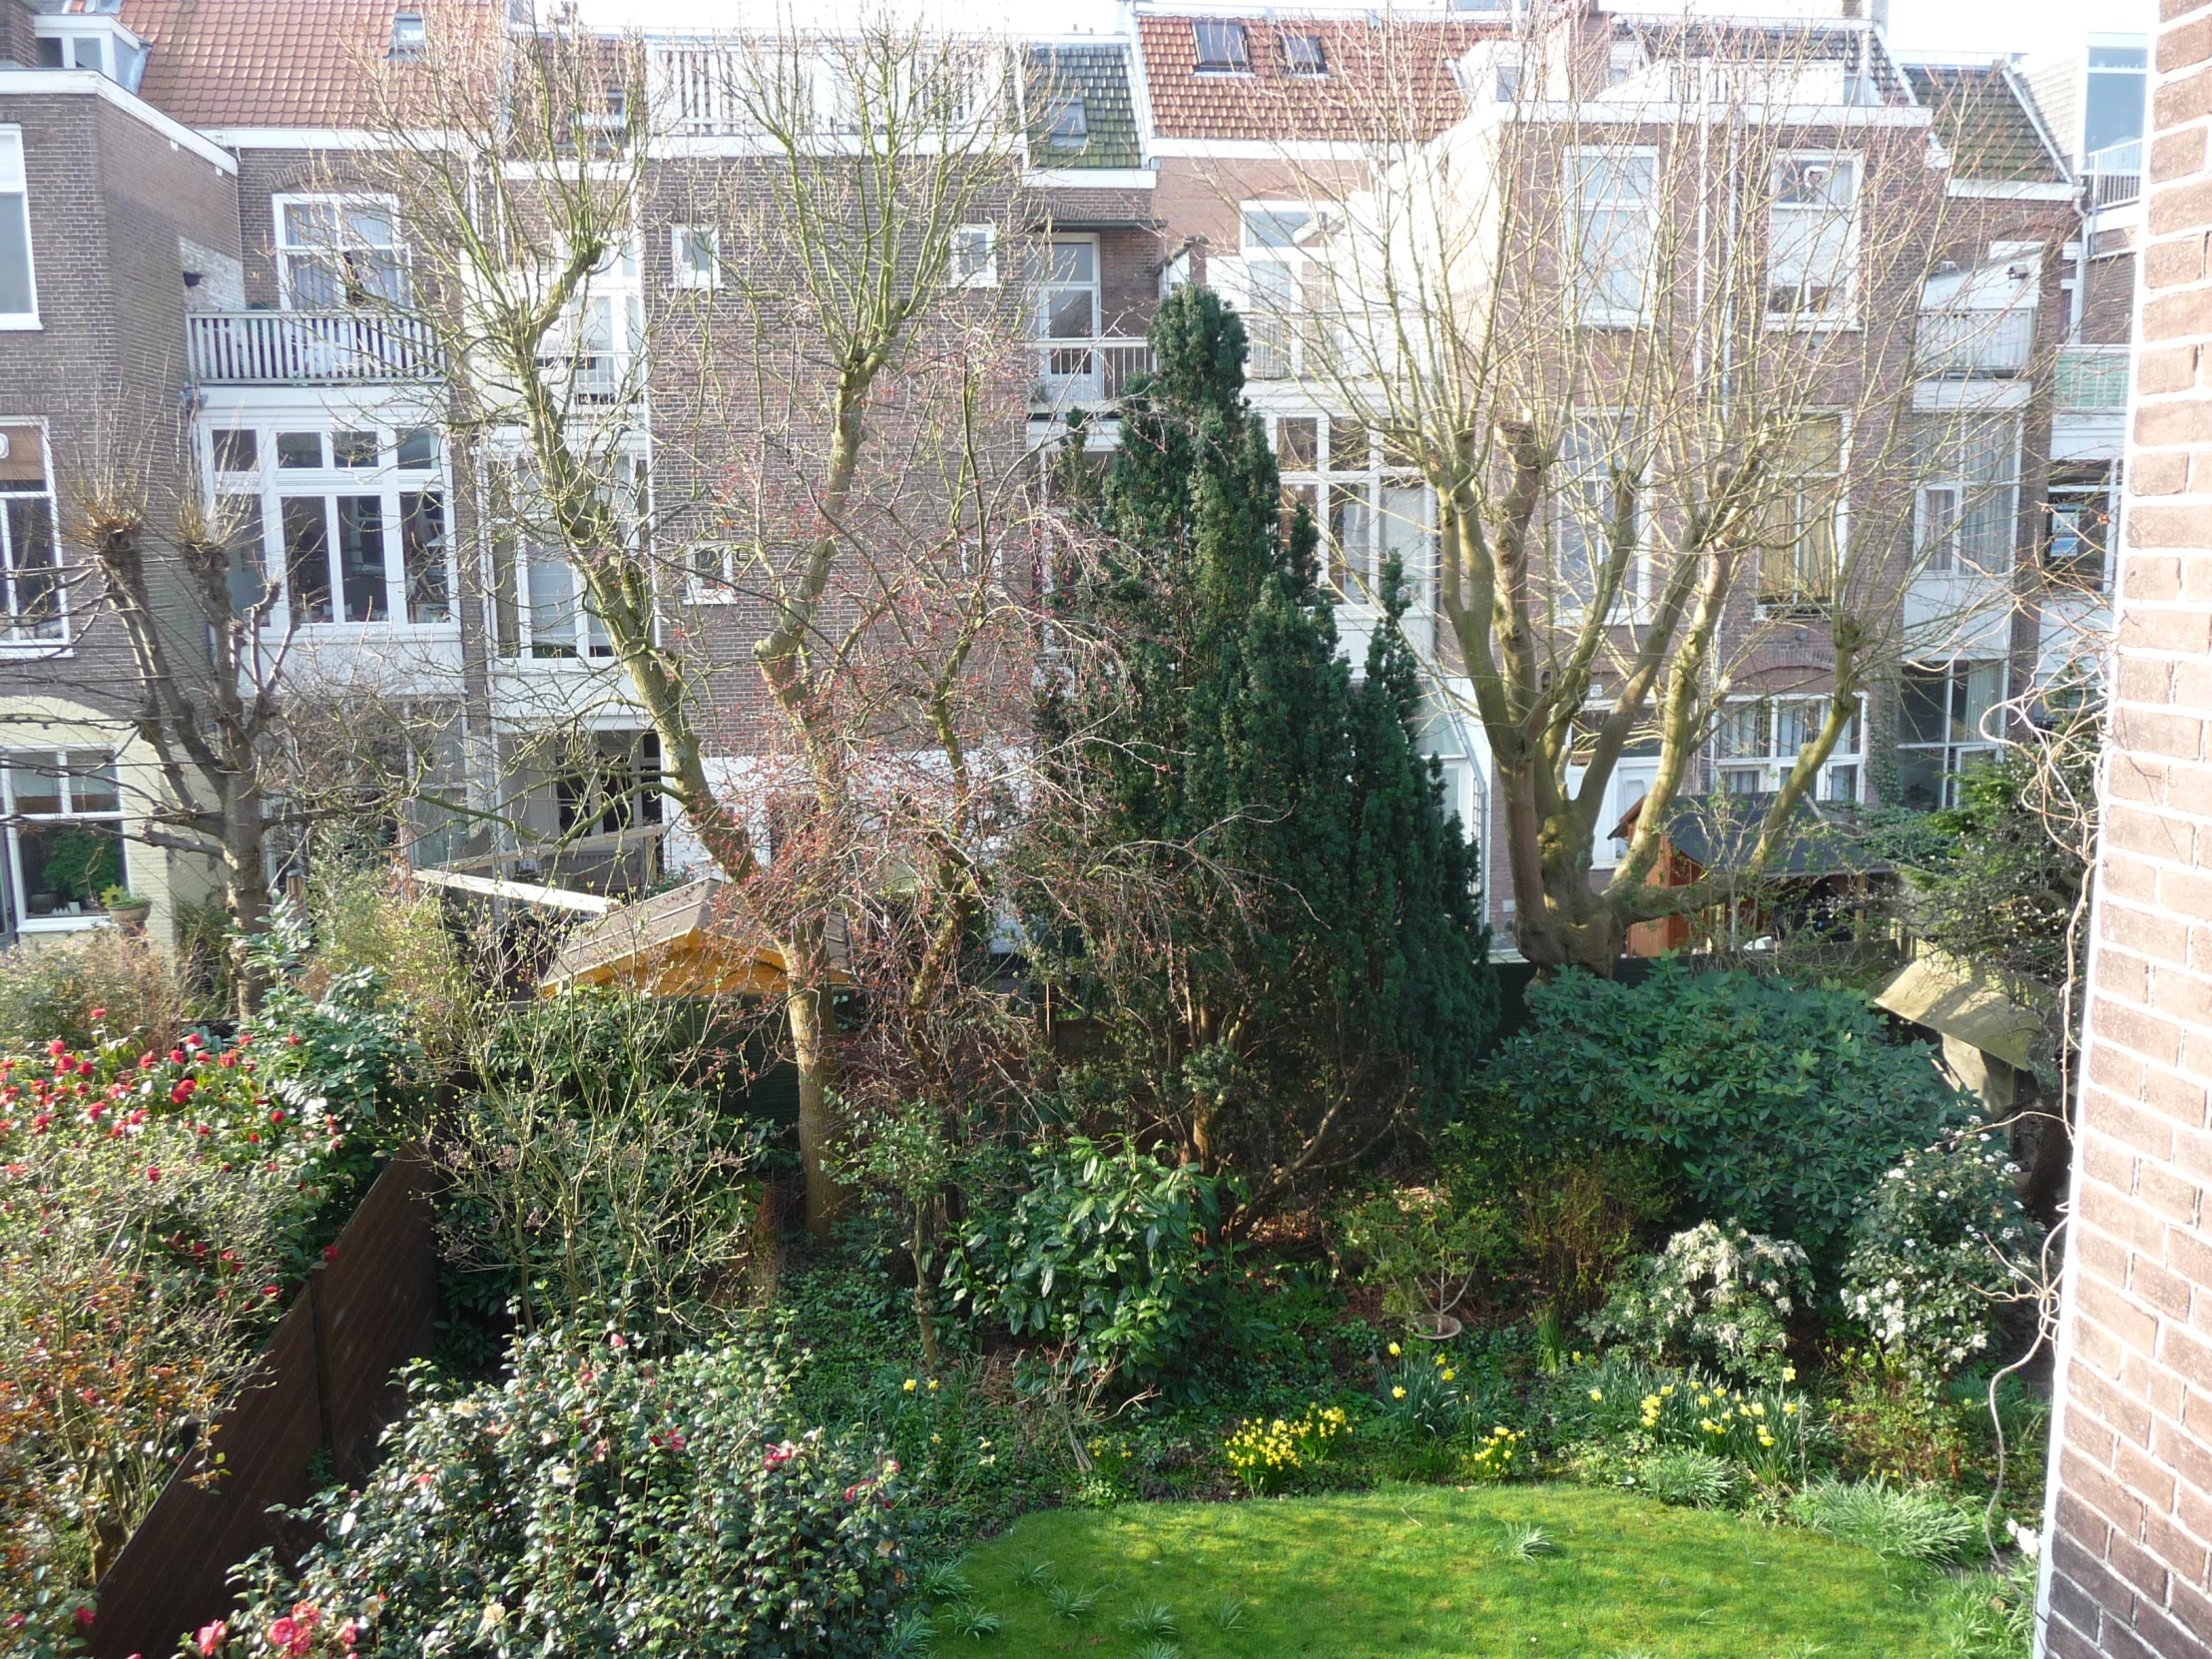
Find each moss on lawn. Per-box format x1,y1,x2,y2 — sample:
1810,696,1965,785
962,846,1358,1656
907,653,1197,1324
955,1483,1962,1656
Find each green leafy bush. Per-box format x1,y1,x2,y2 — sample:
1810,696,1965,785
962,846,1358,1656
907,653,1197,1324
1842,1129,2042,1380
1488,964,1971,1264
204,1329,912,1659
1337,1183,1508,1333
1585,1222,1813,1385
948,1138,1220,1382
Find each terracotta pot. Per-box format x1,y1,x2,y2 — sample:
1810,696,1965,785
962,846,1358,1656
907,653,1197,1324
108,903,151,936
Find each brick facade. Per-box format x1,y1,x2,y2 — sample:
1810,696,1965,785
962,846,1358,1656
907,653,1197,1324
2039,6,2212,1655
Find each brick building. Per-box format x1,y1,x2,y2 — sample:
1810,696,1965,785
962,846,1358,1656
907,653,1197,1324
0,0,2139,961
2036,4,2212,1654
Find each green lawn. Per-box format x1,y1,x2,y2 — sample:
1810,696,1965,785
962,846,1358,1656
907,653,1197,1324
955,1484,1962,1657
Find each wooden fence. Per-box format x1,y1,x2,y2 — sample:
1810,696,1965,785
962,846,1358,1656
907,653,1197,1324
89,1154,440,1659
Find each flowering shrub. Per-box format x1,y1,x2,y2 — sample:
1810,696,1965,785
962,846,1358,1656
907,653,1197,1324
204,1328,911,1659
0,1018,359,1650
1842,1129,2042,1381
1584,1223,1813,1385
1465,1424,1526,1483
1222,1404,1348,1496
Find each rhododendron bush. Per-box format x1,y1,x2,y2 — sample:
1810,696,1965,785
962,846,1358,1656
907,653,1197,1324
203,1330,912,1659
0,1014,381,1655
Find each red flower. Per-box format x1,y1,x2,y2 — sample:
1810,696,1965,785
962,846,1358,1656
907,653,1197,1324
185,1033,203,1050
47,1040,66,1058
73,1607,94,1630
169,1049,187,1065
139,1052,158,1069
171,1080,197,1104
266,1619,297,1652
285,1034,302,1047
219,1051,239,1068
323,1245,338,1262
89,1006,107,1019
270,1108,284,1124
264,1285,281,1298
146,1167,161,1183
196,1620,228,1655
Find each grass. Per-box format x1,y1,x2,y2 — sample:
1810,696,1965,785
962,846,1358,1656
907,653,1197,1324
960,1484,1970,1657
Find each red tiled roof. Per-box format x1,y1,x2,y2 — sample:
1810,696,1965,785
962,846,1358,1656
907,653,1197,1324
1136,14,1492,142
120,0,493,130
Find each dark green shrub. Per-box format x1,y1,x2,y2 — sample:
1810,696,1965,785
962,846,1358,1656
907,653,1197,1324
946,1138,1221,1382
205,1330,911,1658
1486,963,1971,1266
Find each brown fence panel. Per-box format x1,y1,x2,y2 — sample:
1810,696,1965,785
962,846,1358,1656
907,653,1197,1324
88,1154,439,1659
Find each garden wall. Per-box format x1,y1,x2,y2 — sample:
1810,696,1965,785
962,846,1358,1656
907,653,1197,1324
87,1155,440,1659
2038,7,2212,1653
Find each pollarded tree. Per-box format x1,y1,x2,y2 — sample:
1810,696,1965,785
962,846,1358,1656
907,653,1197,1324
1041,284,1494,1221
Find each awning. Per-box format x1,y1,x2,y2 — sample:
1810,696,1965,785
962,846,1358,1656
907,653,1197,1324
1873,946,2049,1070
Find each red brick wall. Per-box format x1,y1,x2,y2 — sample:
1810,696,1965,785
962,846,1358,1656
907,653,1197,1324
2039,6,2212,1655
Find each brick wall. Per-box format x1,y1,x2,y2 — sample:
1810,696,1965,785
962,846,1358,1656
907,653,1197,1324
2038,5,2212,1655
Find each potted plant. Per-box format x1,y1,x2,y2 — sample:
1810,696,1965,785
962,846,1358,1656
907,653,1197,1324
1339,1185,1506,1340
100,884,152,933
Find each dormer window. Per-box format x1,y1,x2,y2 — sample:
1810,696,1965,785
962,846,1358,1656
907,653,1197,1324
32,20,147,92
389,12,426,60
1283,35,1328,77
1045,93,1089,145
1193,20,1251,75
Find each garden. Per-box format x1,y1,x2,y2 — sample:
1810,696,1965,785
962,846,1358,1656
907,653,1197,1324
0,288,2077,1659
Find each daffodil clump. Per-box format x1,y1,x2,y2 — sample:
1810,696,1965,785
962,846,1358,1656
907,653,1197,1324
1465,1424,1526,1483
1568,1353,1826,1487
1374,1345,1468,1440
1224,1403,1350,1496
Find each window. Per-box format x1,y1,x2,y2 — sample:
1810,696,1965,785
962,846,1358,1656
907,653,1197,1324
487,454,642,661
1897,661,2004,810
213,421,453,629
1495,63,1521,103
539,238,642,407
2043,460,2115,588
1554,413,1641,613
389,11,425,60
690,541,737,601
1767,156,1858,320
1193,20,1251,74
1911,413,2017,576
0,130,37,327
671,225,721,290
1240,206,1340,381
1,751,125,927
1044,94,1089,145
950,224,997,289
1713,695,1864,802
0,423,61,643
554,733,663,837
1275,412,1431,603
2084,43,2147,155
1035,236,1100,387
1755,415,1844,612
1283,34,1328,76
276,198,407,309
1570,151,1655,326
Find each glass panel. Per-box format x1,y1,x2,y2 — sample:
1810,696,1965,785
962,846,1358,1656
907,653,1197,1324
395,428,437,469
1047,240,1095,284
17,822,122,916
1825,764,1859,804
0,194,32,316
213,429,259,472
1380,484,1433,582
527,553,578,656
1898,668,1949,748
285,255,345,309
5,496,59,638
401,491,449,623
1328,417,1369,472
1716,704,1768,760
331,430,378,467
1774,699,1821,757
67,753,119,815
1960,661,2003,745
335,495,386,622
2084,69,2147,152
276,432,323,468
280,201,343,248
1046,286,1095,340
1328,482,1370,593
220,495,269,617
1276,417,1318,468
281,496,332,623
1921,484,1959,571
10,753,62,817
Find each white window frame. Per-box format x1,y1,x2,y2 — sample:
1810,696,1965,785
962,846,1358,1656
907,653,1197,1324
949,223,998,289
206,419,455,633
486,447,649,666
1192,19,1252,75
1766,152,1861,328
1568,147,1656,328
1916,481,1962,574
688,541,738,603
670,224,722,290
1712,694,1866,804
1034,234,1102,398
0,420,63,645
273,194,408,311
0,130,39,330
1910,412,2019,579
1271,410,1433,608
1553,410,1647,617
1,749,128,932
1755,412,1849,615
1237,202,1344,383
1896,660,2005,811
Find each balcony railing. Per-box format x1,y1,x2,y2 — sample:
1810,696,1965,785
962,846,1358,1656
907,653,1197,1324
188,310,443,385
2087,141,2143,210
1915,306,2035,378
2055,344,2131,409
1029,337,1153,411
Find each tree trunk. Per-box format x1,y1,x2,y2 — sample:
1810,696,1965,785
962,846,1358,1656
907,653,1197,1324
785,924,847,1239
910,1209,939,1371
223,790,274,1017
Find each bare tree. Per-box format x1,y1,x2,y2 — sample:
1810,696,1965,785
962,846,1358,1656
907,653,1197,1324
347,9,1034,1230
1190,10,2064,969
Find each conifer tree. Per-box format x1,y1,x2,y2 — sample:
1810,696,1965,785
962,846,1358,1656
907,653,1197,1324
1041,285,1494,1220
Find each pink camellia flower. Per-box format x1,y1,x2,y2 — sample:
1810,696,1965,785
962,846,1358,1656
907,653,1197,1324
336,1619,358,1650
270,1108,284,1124
146,1167,160,1183
219,1051,239,1068
285,1034,302,1047
196,1620,228,1655
46,1040,66,1058
764,1440,799,1469
73,1607,94,1630
185,1033,203,1049
607,1333,626,1351
266,1619,297,1651
171,1081,197,1105
138,1052,158,1070
169,1049,186,1065
89,1006,106,1020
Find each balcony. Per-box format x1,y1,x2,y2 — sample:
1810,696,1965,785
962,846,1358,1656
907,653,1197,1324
2055,344,2130,409
1029,337,1153,413
2086,141,2142,211
187,310,443,385
1915,306,2034,378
